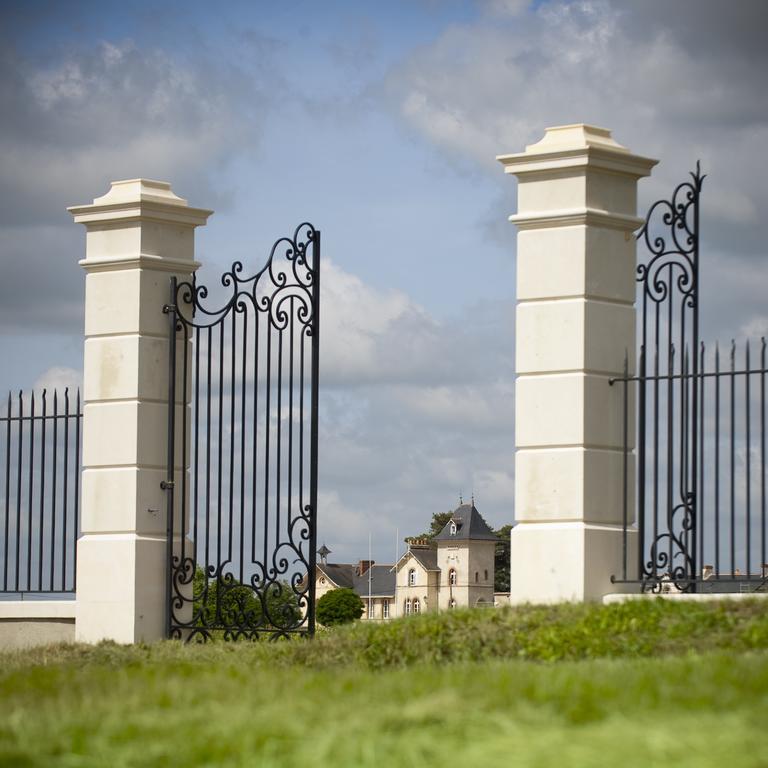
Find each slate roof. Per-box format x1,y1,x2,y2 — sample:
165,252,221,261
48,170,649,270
433,503,498,542
408,547,439,571
318,563,395,597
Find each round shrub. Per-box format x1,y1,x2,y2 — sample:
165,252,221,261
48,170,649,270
316,588,364,626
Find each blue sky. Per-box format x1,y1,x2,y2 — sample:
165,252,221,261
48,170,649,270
2,0,767,562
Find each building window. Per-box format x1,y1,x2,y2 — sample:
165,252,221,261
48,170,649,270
475,571,479,583
449,598,457,609
408,568,416,586
368,600,375,618
413,598,420,614
405,598,411,615
449,568,457,586
484,569,488,581
449,520,457,535
319,577,326,585
382,600,389,619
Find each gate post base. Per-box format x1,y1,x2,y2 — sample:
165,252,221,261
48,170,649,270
75,534,166,644
508,522,639,604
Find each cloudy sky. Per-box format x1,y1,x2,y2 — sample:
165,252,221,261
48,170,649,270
1,0,767,563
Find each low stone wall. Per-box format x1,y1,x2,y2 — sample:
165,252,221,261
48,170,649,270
604,592,768,604
0,601,76,650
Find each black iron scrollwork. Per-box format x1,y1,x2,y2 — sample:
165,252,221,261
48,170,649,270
165,223,320,641
635,165,704,593
636,162,704,312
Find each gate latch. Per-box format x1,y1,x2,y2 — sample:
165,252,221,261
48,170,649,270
160,480,175,490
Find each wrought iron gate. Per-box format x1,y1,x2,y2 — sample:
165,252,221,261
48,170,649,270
164,223,320,640
613,167,768,593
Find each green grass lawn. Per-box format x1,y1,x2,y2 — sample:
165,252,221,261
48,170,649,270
1,599,767,767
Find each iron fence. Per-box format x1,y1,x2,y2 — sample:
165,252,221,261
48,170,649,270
611,164,768,593
0,389,81,594
613,342,768,592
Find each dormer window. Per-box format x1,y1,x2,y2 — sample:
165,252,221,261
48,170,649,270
408,568,416,586
449,520,457,536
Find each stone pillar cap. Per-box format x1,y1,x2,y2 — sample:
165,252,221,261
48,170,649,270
92,179,189,206
68,179,213,227
497,123,658,177
524,124,628,154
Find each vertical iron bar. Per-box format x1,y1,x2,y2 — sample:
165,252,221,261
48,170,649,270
730,340,736,575
62,389,70,591
217,321,224,593
288,297,294,529
205,326,212,577
3,393,10,590
715,344,721,576
653,311,660,584
27,393,35,590
690,178,700,589
164,277,178,638
681,346,689,578
190,327,200,566
193,327,200,576
637,344,646,582
699,343,705,577
746,341,752,578
73,390,80,590
264,319,271,580
308,230,321,635
38,391,46,591
50,390,58,591
180,325,189,579
240,312,247,584
228,305,236,570
251,315,259,566
15,392,23,591
621,351,628,580
667,341,674,581
276,305,283,550
299,318,306,524
762,338,766,578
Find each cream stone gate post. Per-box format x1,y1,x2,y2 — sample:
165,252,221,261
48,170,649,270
498,125,657,603
69,180,211,643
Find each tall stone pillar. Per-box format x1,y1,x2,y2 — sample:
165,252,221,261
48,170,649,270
69,180,211,642
498,125,657,602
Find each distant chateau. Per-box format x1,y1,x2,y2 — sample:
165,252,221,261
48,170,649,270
313,503,510,621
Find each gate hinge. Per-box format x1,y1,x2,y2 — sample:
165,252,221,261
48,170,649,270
160,480,175,490
163,304,176,314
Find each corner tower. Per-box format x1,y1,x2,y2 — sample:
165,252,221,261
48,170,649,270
435,504,497,610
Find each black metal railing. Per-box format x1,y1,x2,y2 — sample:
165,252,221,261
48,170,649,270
0,389,81,594
613,341,768,592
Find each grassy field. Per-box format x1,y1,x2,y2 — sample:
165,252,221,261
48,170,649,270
1,599,767,767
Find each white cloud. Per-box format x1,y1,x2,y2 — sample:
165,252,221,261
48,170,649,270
32,366,82,394
0,38,267,228
386,0,768,246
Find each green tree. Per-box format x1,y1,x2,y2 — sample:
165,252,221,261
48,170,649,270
408,510,454,544
494,524,513,592
316,587,364,626
192,567,301,629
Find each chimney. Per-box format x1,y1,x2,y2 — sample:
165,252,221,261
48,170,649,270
407,537,431,550
357,560,374,576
